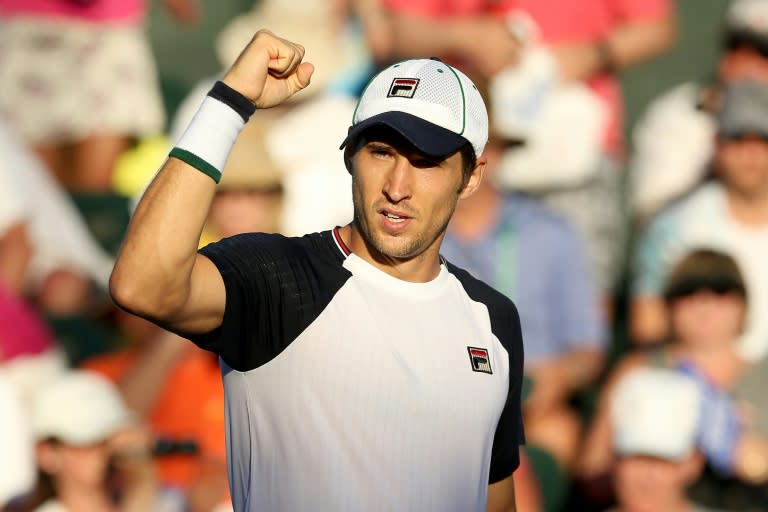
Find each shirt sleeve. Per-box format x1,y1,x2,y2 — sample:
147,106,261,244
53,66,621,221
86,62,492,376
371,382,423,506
632,210,679,297
186,232,350,372
489,301,525,484
380,0,489,17
187,233,316,372
609,0,672,22
552,221,606,351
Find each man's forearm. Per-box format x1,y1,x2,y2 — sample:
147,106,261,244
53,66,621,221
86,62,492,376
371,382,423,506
0,221,32,294
386,13,467,60
553,17,676,82
555,348,605,393
110,158,217,319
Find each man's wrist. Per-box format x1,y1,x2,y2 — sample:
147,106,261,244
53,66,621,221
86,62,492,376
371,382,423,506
208,81,256,122
170,82,250,183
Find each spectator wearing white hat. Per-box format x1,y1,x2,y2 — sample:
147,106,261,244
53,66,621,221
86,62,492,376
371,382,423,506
583,249,768,510
10,370,178,512
631,0,768,222
606,367,722,512
632,80,768,361
0,372,34,510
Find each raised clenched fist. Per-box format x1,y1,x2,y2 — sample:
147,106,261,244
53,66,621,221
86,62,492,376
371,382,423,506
222,29,315,109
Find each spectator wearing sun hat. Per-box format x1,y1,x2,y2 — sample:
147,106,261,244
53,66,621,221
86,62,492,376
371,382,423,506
606,367,725,512
0,371,34,509
583,249,768,510
13,370,180,512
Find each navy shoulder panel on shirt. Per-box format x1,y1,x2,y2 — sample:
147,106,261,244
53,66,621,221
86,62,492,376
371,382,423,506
187,230,352,372
444,261,522,345
445,261,526,483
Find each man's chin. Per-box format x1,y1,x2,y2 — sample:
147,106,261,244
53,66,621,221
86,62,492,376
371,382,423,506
368,232,420,261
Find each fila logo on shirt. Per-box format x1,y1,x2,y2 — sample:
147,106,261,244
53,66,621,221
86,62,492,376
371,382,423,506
467,346,493,374
388,78,420,98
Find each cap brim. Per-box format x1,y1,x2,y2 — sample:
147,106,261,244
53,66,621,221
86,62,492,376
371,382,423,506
339,111,468,159
725,29,768,55
718,124,768,140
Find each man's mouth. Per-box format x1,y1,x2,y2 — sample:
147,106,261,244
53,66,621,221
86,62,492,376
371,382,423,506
383,211,407,223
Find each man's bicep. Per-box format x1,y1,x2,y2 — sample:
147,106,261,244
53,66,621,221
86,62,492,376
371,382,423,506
162,254,226,335
487,474,516,512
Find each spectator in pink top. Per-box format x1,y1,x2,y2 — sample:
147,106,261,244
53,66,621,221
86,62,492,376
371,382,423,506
0,0,198,192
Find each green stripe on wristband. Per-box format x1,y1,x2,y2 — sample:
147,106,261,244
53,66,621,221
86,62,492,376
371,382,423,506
169,147,222,184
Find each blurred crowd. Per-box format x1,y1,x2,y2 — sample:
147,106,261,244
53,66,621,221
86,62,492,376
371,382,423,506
1,0,768,511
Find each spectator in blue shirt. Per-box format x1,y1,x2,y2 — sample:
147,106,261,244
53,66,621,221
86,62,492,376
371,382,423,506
444,138,606,473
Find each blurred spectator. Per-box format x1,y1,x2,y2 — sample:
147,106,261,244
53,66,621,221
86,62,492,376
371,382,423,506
0,116,114,315
0,0,197,192
203,112,285,242
7,370,179,512
443,139,606,476
631,80,768,360
631,0,768,222
81,321,230,512
607,367,715,512
214,0,368,103
0,372,34,509
0,278,67,411
368,0,675,300
583,249,768,510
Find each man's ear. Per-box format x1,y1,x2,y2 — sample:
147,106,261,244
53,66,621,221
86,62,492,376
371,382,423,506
37,442,62,475
458,157,486,199
344,144,357,175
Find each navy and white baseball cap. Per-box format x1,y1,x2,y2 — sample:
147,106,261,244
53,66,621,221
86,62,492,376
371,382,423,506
340,59,489,159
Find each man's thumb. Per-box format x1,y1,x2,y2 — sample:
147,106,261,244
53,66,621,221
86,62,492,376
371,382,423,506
293,62,314,91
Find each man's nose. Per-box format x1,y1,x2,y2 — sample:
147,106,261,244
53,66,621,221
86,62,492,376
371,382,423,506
382,157,413,202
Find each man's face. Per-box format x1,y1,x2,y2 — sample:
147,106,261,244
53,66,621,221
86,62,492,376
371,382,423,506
209,189,283,238
614,455,700,512
715,135,768,197
348,129,480,262
720,45,768,83
670,289,746,349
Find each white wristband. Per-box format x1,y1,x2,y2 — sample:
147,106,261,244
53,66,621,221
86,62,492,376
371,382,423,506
170,96,245,183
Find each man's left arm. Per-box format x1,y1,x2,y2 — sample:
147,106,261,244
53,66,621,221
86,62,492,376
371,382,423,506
487,474,516,512
553,0,676,82
488,301,526,511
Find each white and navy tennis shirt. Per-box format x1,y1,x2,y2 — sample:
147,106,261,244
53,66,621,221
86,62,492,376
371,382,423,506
190,228,525,511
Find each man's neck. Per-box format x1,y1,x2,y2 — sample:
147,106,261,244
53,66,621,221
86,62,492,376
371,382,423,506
727,187,768,226
449,184,502,242
684,342,746,388
339,224,444,283
617,496,694,512
56,482,115,512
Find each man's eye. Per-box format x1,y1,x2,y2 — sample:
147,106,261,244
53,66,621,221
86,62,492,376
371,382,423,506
413,158,440,168
370,147,392,157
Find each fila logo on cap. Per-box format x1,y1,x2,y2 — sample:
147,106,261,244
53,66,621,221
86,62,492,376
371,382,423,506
467,346,492,374
388,78,420,98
